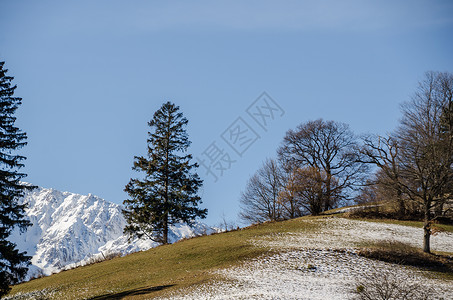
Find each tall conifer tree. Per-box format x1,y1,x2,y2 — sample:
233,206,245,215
123,101,206,244
0,61,32,296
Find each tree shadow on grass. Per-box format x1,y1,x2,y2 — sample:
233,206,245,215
88,284,175,300
358,246,453,275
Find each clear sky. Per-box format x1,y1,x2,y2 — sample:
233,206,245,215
1,0,452,226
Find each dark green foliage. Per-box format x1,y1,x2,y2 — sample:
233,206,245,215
123,101,206,245
0,61,32,297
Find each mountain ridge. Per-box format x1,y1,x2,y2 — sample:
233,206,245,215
8,185,215,278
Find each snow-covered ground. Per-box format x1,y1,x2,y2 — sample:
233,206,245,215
253,217,452,252
158,218,453,300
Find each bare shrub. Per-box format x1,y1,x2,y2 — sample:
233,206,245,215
85,252,122,265
344,204,423,220
28,269,45,281
355,269,434,300
218,212,238,232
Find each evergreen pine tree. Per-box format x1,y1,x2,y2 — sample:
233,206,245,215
0,61,32,296
123,101,207,244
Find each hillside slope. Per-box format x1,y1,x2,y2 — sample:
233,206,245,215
162,218,453,299
7,216,453,300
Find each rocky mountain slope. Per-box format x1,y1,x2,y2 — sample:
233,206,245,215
8,185,214,278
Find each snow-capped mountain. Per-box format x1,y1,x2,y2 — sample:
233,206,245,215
8,185,215,278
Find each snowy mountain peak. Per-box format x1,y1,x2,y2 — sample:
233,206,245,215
8,185,215,278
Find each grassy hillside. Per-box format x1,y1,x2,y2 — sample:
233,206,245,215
8,217,320,299
7,215,453,299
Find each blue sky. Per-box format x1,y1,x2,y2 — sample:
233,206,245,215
1,0,452,226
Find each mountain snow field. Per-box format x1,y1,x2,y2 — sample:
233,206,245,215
8,185,216,278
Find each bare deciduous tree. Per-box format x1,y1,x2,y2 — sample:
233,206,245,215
239,158,284,223
395,71,453,253
278,168,304,219
278,119,366,213
280,166,342,216
360,135,408,216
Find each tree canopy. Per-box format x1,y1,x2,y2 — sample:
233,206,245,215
123,101,207,245
0,61,32,297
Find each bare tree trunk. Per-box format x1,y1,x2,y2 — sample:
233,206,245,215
423,199,431,253
397,189,405,217
163,213,168,244
164,142,169,244
324,169,332,212
423,222,431,253
314,170,323,215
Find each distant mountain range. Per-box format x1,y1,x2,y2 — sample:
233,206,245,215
8,185,215,279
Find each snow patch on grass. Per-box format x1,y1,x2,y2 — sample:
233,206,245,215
158,218,453,299
254,218,453,252
161,250,452,299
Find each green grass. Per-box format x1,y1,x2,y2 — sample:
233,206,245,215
9,212,452,299
9,218,319,299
